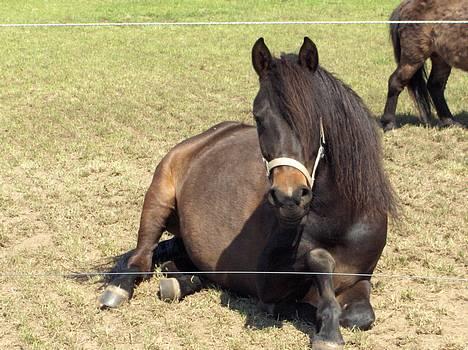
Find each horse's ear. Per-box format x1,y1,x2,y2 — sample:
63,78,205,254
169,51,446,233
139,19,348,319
252,38,272,77
298,37,319,72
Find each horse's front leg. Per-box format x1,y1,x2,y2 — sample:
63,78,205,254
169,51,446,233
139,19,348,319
338,279,375,330
307,248,344,350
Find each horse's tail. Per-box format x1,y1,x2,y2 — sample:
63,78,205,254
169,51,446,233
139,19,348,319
72,237,186,284
389,6,402,63
389,5,432,121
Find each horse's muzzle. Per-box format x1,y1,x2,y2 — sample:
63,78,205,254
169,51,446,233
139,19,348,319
268,186,312,224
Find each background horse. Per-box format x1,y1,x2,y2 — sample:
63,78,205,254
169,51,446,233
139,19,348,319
381,0,467,131
100,38,397,349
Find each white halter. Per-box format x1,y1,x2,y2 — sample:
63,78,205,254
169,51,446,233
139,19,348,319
263,118,326,190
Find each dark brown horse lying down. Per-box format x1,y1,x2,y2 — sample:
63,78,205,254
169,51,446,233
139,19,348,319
381,0,468,131
100,38,397,349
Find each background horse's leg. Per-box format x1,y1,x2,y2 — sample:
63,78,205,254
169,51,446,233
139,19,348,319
306,249,344,350
382,62,426,131
158,259,203,302
427,56,457,127
337,279,375,330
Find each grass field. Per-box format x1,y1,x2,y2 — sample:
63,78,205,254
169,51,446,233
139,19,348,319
0,1,467,349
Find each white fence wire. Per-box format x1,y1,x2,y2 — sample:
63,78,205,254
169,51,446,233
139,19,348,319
0,20,467,28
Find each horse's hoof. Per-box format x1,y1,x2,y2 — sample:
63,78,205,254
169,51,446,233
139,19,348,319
159,277,181,302
438,118,463,129
311,340,344,350
99,285,130,309
382,121,397,132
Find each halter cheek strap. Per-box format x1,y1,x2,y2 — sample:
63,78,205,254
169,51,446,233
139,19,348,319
263,118,326,190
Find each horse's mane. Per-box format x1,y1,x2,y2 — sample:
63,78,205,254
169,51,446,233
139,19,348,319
268,54,398,218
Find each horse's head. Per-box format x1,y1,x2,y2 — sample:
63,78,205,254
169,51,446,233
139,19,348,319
252,37,324,225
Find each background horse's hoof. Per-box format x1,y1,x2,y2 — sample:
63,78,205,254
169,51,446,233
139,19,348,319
159,277,181,302
382,121,397,132
99,285,130,309
311,340,344,350
438,118,463,129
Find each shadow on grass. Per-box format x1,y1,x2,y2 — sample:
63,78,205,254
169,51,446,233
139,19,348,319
453,111,468,127
393,113,424,128
384,111,468,130
218,290,317,346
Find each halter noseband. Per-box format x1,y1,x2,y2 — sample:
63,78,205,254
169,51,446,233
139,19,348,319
263,118,326,190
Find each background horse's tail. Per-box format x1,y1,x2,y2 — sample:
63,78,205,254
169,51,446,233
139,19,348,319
389,6,402,64
389,6,432,121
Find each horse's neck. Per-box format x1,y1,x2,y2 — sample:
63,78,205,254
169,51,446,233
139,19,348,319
303,173,354,243
260,224,303,269
310,167,344,215
301,211,351,246
271,223,303,247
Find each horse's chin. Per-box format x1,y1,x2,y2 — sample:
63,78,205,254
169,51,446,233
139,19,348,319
277,207,307,227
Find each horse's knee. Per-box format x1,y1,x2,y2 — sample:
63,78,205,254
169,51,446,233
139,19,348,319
318,300,342,324
387,70,405,95
388,64,421,94
307,248,335,273
340,299,375,330
387,74,399,94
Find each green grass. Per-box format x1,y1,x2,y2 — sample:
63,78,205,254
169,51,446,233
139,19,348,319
1,1,467,349
1,0,398,23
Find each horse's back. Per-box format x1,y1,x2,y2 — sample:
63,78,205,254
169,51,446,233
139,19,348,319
396,0,468,70
398,0,466,19
165,122,273,295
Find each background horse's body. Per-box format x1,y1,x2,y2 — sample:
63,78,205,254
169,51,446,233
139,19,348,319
381,0,468,130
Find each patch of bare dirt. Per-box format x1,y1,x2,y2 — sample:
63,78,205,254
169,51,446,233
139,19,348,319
0,233,53,259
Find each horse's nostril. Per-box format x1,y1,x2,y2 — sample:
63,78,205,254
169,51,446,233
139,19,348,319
268,187,290,207
268,188,279,206
269,187,310,207
297,186,312,205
